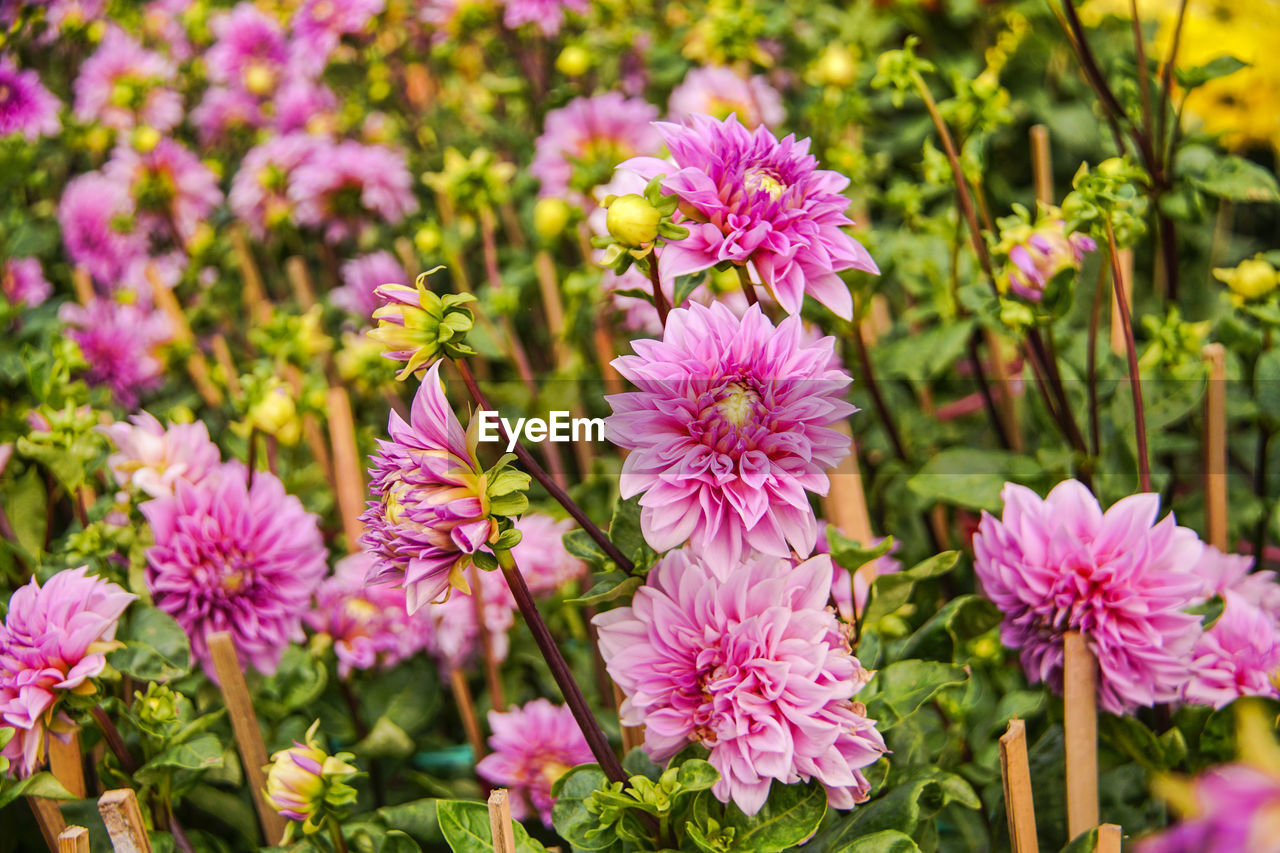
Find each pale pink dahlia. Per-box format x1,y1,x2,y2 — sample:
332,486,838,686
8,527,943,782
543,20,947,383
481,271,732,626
289,0,385,75
0,567,135,777
334,251,406,318
0,56,61,141
1183,591,1280,709
360,361,498,613
606,302,855,568
500,0,587,36
510,514,587,596
142,463,327,677
229,132,322,237
1136,763,1280,853
973,480,1206,715
530,93,661,206
668,66,785,129
290,140,417,242
2,258,52,308
207,3,290,96
621,114,878,320
60,299,172,409
271,74,338,134
73,26,182,131
476,699,593,826
100,411,221,499
58,171,148,286
596,550,886,815
104,140,223,245
1193,545,1280,622
421,565,515,673
191,87,264,145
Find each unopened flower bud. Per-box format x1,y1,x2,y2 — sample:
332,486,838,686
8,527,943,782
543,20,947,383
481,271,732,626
368,268,476,378
556,45,591,77
1214,256,1280,302
533,198,572,241
131,126,161,154
606,194,662,248
264,720,358,836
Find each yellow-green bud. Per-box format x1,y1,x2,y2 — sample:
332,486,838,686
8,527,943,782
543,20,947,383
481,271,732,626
244,62,275,96
606,193,662,248
245,387,301,445
556,45,592,77
264,720,358,837
533,197,572,241
1215,257,1280,302
813,45,858,88
132,125,162,154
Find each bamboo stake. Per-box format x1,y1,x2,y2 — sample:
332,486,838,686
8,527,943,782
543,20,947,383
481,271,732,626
71,267,94,306
206,632,289,846
859,294,893,346
593,318,625,397
284,257,316,311
326,386,366,552
209,335,242,398
1109,249,1133,357
534,251,571,365
1030,125,1054,205
98,789,152,853
57,827,90,853
145,266,223,408
1095,824,1122,853
823,425,875,546
999,719,1039,853
229,225,272,326
450,667,487,762
30,797,66,853
487,789,516,853
1064,632,1099,838
49,725,86,798
1204,343,1228,551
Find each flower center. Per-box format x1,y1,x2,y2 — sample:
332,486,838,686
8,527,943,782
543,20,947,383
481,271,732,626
344,597,379,623
540,761,571,789
744,167,786,200
716,382,759,427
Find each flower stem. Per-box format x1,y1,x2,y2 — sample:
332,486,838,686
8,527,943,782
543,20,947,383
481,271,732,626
495,549,627,785
646,254,670,326
327,815,349,853
850,318,908,462
734,265,759,308
1105,221,1151,491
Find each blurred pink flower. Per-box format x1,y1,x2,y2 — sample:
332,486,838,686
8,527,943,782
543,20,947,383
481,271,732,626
0,567,135,777
290,0,385,75
58,171,148,286
622,115,878,319
1184,591,1280,709
998,214,1097,302
229,132,322,237
191,87,264,145
60,299,172,409
290,140,417,242
531,93,661,206
104,139,222,245
335,251,406,318
476,699,593,825
668,66,784,129
1135,763,1280,853
272,75,338,134
100,411,221,499
73,26,182,131
606,302,855,568
143,463,327,677
500,0,587,36
1193,544,1280,622
207,3,290,95
0,56,60,141
421,564,515,673
973,480,1206,714
510,514,586,596
596,550,886,815
2,258,52,308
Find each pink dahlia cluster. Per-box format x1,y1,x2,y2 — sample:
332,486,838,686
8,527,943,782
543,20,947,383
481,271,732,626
229,133,320,238
100,411,221,499
73,26,182,131
334,251,407,318
0,56,61,141
58,171,148,288
477,699,593,826
596,550,886,815
289,139,417,242
0,567,135,777
500,0,587,36
622,114,878,319
510,514,587,596
105,139,223,246
531,93,661,206
606,302,854,567
668,66,785,129
290,0,385,73
2,258,52,308
1136,762,1280,853
206,3,290,95
143,463,327,677
60,299,172,409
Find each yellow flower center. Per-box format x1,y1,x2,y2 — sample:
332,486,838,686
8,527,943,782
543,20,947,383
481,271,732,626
717,382,758,427
745,167,786,200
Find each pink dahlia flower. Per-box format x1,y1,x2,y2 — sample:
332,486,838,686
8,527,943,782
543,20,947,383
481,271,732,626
100,411,221,499
606,302,855,568
142,463,327,677
0,567,135,777
510,514,587,596
229,132,322,237
60,299,172,409
1135,763,1280,853
306,552,427,679
290,140,417,242
289,0,385,75
973,480,1206,715
530,93,661,206
621,114,878,320
421,564,515,673
58,171,148,286
3,258,53,308
476,699,593,826
191,87,264,145
360,361,497,613
500,0,587,36
207,3,290,95
0,56,61,141
668,66,785,129
104,140,223,246
596,550,886,815
1193,544,1280,622
271,74,339,134
73,26,182,131
334,251,406,318
997,211,1097,302
1183,591,1280,709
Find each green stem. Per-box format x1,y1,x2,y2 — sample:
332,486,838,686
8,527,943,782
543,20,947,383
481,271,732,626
327,815,349,853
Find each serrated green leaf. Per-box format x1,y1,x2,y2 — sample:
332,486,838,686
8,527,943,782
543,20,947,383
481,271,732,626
135,734,224,784
1191,155,1280,204
833,829,923,853
863,660,968,728
675,759,719,793
672,272,708,308
907,449,1043,511
551,765,618,851
0,772,75,809
862,551,958,627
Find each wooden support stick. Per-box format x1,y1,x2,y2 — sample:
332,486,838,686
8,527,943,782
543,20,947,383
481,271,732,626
209,335,242,399
49,725,87,798
593,318,625,398
985,329,1024,451
146,266,223,408
1203,343,1228,551
57,826,90,853
1030,125,1053,205
487,789,516,853
450,667,487,762
71,267,94,306
30,797,66,853
394,236,420,280
859,294,893,346
1064,632,1099,839
284,257,316,310
206,632,289,846
1110,249,1134,358
468,564,506,711
823,425,875,546
1095,824,1121,853
229,225,272,326
98,789,152,853
326,386,366,552
999,719,1039,853
534,251,570,364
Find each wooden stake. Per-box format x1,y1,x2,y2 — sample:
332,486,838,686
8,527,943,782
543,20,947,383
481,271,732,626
394,236,420,281
823,425,874,546
145,266,223,408
468,563,506,711
30,797,66,853
326,386,366,552
1030,125,1053,205
206,632,289,846
1095,824,1122,853
985,328,1024,451
534,251,571,366
229,225,272,326
593,318,625,398
1110,249,1134,358
1063,632,1099,838
57,826,90,853
859,294,893,346
1203,343,1228,551
71,267,94,306
98,789,152,853
49,725,87,798
284,256,316,311
999,719,1039,853
487,789,516,853
450,667,487,762
209,335,242,399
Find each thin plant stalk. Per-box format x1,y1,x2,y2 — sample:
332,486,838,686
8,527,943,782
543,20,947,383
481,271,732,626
1087,264,1108,457
327,815,349,853
1105,221,1152,491
735,265,759,308
646,253,670,326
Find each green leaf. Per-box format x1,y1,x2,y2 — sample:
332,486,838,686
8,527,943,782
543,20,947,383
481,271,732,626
827,532,895,575
876,319,977,381
863,661,968,729
436,800,550,853
1191,155,1280,204
566,571,642,605
384,830,424,853
895,594,1000,662
672,272,708,309
833,829,923,853
907,449,1042,512
0,772,75,809
722,779,827,852
352,715,416,759
862,551,959,627
564,529,607,570
376,798,441,845
108,605,192,682
551,765,617,850
1175,55,1248,89
258,645,328,713
1060,826,1100,853
609,495,649,567
7,464,46,557
675,759,719,793
135,734,224,784
1258,349,1280,421
807,773,945,848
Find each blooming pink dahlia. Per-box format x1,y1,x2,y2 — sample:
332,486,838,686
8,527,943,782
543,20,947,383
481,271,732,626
1193,544,1280,622
1135,763,1280,853
60,299,172,409
510,514,587,596
142,463,327,677
621,114,878,319
229,133,323,238
207,3,290,95
1183,591,1280,709
595,549,886,815
104,140,222,246
100,411,221,499
973,480,1206,714
500,0,588,37
289,0,385,75
0,567,135,777
668,66,785,129
290,140,417,242
606,302,855,568
477,699,593,826
0,56,61,142
271,74,339,134
3,258,53,308
530,93,661,206
191,87,265,146
73,26,182,131
58,171,148,286
360,361,498,613
334,251,406,318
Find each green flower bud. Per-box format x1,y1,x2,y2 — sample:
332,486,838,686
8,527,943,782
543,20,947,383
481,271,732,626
606,194,663,248
1214,256,1280,303
264,720,359,839
368,268,477,379
533,197,572,241
556,44,592,77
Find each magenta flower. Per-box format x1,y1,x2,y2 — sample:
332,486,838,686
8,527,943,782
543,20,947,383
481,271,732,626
477,699,593,826
0,56,61,141
2,258,53,308
290,140,417,242
360,361,497,613
531,93,661,206
105,139,222,245
421,564,515,673
1193,544,1280,622
58,171,148,286
191,87,264,145
1183,591,1280,709
207,3,290,96
622,115,878,320
100,411,221,499
142,463,327,677
510,514,587,596
271,75,338,134
606,302,855,568
0,567,135,777
997,209,1097,302
73,26,182,131
973,480,1206,714
229,133,322,238
334,251,406,318
668,66,785,129
1136,763,1280,853
500,0,587,36
289,0,385,75
60,299,172,409
595,550,886,815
